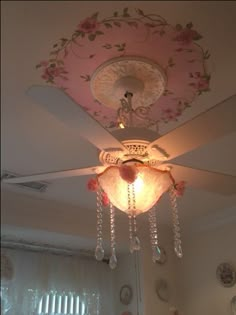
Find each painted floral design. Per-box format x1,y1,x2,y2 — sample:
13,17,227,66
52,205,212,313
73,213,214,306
174,23,202,45
78,16,100,34
189,71,210,95
36,60,68,84
36,7,211,128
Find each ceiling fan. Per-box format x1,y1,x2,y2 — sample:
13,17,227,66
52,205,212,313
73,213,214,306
2,7,236,269
2,85,236,195
2,81,236,268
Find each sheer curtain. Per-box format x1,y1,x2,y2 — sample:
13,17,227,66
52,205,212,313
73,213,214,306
1,247,114,315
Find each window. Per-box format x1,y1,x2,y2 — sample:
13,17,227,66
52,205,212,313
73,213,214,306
37,291,99,315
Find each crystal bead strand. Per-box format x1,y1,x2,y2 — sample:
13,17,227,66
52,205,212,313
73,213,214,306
148,207,161,262
169,186,183,258
127,184,134,253
131,183,141,251
95,188,105,261
109,203,117,269
128,214,134,253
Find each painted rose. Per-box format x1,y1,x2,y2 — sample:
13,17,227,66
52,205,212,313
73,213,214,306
162,108,179,122
101,191,109,207
190,73,210,92
174,28,202,45
42,65,64,80
119,165,138,184
78,17,100,33
197,77,209,91
87,178,99,191
174,181,186,197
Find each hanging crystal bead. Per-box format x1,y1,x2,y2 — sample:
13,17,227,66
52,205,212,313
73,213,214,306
131,235,141,251
109,249,118,270
132,215,141,251
174,239,183,258
95,188,104,261
169,187,183,258
109,203,117,269
95,245,105,261
152,245,161,263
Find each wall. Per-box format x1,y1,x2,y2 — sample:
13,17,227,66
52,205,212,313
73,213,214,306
139,224,179,315
112,252,144,315
176,218,236,315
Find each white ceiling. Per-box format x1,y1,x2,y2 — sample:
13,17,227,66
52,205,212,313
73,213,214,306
1,1,236,250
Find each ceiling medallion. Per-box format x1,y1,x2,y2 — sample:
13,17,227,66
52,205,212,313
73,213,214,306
35,6,211,130
90,56,167,110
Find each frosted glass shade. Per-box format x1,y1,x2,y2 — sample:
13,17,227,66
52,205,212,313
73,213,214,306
97,165,173,215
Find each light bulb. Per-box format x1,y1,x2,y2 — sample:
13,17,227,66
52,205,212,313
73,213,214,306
133,175,143,193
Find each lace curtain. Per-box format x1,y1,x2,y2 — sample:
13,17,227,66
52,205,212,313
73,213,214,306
1,247,114,315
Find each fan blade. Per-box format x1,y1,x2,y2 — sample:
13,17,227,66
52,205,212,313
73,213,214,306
1,166,105,184
27,85,127,152
148,94,236,160
163,163,236,195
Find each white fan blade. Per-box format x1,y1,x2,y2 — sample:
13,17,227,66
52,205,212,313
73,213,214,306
148,94,236,160
27,85,127,152
2,166,105,184
162,163,236,195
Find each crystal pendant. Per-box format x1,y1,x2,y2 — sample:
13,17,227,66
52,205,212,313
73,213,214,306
174,240,183,258
131,236,141,251
109,252,117,270
152,246,161,262
129,243,134,254
95,245,105,261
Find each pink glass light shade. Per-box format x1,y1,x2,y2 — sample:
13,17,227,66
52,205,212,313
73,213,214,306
97,165,174,216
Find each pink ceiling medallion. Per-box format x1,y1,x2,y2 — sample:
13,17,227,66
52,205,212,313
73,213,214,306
36,7,211,129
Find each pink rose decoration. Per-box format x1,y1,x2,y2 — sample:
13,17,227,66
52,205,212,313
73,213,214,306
78,17,100,33
174,28,202,45
101,191,109,207
174,181,186,197
119,165,138,184
87,178,99,191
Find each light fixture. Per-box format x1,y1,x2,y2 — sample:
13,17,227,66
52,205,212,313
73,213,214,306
87,89,185,269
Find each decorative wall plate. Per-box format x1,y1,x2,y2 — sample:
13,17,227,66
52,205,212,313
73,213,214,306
216,262,236,288
120,285,133,305
155,279,170,302
231,296,236,315
36,7,211,130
